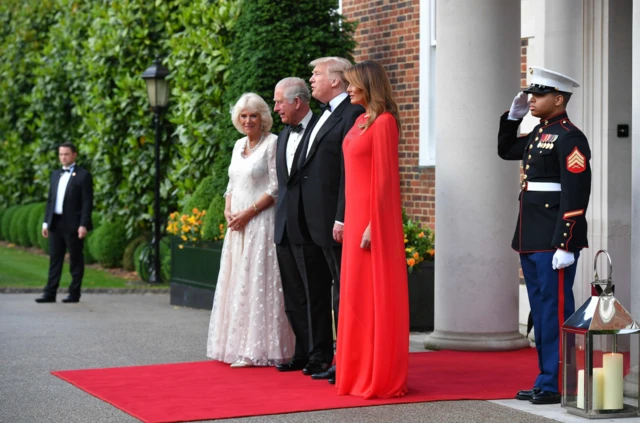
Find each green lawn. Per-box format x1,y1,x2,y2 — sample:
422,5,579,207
0,245,167,289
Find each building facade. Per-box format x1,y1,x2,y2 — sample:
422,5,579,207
341,0,639,392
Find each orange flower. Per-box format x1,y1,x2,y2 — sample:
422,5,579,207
417,232,425,238
413,252,419,260
407,258,416,267
192,208,199,214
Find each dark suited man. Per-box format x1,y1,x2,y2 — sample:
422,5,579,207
304,57,364,382
273,77,333,375
36,142,93,303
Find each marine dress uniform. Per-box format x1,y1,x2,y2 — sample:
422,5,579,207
498,67,592,402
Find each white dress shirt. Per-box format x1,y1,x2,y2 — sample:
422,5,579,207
43,163,75,230
306,92,348,158
286,110,313,175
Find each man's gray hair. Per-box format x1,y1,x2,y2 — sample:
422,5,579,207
309,57,352,88
275,77,310,104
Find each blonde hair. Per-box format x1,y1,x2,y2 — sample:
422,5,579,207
344,61,400,131
230,93,273,135
309,57,352,89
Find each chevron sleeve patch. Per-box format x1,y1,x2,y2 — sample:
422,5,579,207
566,147,586,173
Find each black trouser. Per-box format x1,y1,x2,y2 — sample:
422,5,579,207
276,230,333,365
322,245,342,338
44,215,84,299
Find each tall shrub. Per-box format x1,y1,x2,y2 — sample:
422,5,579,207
0,0,59,206
166,0,240,204
217,0,357,157
27,202,46,247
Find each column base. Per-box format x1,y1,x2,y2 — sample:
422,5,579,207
624,365,638,398
424,329,530,351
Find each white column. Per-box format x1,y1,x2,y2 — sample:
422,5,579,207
625,0,640,398
425,0,529,351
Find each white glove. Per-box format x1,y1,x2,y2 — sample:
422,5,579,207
508,92,530,120
552,249,575,270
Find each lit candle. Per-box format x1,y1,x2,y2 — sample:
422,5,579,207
592,367,605,410
603,353,624,410
577,369,584,408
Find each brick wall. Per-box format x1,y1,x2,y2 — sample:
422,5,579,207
341,0,435,229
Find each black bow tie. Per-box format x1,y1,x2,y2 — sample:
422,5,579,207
62,168,71,173
289,124,303,133
321,103,332,112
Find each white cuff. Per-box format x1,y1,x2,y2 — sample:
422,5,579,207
42,222,48,230
335,221,344,226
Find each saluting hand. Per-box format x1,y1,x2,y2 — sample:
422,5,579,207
508,92,530,120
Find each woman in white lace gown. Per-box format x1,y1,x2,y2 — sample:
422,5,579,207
207,93,295,367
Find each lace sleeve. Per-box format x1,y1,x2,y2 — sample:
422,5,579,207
223,138,242,197
265,134,278,200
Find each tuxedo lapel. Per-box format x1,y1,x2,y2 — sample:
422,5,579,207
52,170,63,204
276,130,289,181
303,98,350,166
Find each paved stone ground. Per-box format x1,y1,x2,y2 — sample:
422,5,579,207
0,293,569,423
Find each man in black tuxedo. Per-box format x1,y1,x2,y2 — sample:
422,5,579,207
273,77,334,375
36,142,93,303
303,57,364,383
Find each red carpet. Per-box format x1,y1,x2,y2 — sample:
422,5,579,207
52,348,537,423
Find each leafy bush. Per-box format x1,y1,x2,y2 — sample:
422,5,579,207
217,0,357,148
14,203,37,247
166,0,240,201
0,208,5,239
83,212,103,264
123,235,148,272
27,202,46,247
89,218,129,268
1,206,20,243
201,194,227,241
183,176,218,214
134,237,170,282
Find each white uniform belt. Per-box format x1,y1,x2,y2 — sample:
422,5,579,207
521,181,561,192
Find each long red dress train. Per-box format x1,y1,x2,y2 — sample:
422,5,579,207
336,112,409,399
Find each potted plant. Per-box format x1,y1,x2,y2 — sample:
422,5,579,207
403,211,435,332
167,192,227,309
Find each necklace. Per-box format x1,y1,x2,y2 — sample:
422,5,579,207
244,134,265,156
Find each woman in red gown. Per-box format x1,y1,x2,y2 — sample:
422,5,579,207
335,61,409,399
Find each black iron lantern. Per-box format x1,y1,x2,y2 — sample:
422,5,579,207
140,58,170,283
142,58,170,110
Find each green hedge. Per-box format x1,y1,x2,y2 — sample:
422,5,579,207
0,208,5,239
134,237,170,282
89,218,129,268
83,211,102,264
123,235,148,272
184,175,219,214
1,206,20,243
0,0,355,242
14,203,37,247
27,202,46,247
201,194,227,241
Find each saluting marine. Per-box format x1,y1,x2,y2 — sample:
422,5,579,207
498,66,592,405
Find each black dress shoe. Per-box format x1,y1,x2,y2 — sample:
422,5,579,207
328,375,335,384
35,296,56,303
276,359,307,372
529,390,561,404
61,296,80,303
302,361,329,376
311,364,335,380
515,387,541,400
